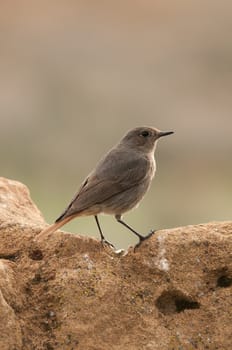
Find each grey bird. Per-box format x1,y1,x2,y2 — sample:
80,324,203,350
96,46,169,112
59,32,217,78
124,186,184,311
37,126,173,246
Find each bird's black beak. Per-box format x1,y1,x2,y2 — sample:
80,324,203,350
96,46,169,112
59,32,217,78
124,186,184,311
158,131,174,138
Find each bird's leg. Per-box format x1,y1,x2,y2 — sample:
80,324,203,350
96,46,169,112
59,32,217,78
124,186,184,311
115,215,155,247
94,216,115,249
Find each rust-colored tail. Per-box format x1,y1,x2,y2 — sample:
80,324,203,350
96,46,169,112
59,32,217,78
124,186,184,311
36,215,75,241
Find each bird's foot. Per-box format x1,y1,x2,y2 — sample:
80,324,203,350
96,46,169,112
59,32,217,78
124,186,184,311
101,238,115,250
134,229,156,250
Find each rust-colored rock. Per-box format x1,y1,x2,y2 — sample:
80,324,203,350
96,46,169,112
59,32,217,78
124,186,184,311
0,177,231,349
0,260,23,350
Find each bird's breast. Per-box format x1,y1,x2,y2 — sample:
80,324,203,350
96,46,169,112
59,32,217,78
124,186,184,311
148,155,156,180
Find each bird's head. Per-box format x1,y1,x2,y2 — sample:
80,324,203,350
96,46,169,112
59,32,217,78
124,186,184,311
120,126,174,154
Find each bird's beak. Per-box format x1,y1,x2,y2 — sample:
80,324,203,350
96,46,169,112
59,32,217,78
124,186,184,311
158,131,174,138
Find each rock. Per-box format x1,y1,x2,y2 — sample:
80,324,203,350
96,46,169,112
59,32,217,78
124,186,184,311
0,260,23,350
0,177,231,349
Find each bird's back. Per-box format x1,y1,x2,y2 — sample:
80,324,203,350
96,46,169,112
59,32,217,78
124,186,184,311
56,145,155,221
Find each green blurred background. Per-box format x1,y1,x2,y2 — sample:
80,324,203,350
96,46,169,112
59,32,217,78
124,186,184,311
1,1,231,248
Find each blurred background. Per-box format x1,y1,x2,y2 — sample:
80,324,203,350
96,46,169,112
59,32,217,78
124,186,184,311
1,0,231,248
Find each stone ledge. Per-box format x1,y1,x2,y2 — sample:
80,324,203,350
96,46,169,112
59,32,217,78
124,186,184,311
0,177,231,349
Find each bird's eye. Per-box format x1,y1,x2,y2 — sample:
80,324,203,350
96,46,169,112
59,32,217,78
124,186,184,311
141,130,150,137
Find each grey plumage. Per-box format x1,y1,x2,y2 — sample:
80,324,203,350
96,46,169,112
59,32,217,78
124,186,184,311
37,126,173,246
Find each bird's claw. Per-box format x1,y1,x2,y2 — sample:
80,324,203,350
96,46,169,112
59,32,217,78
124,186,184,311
134,229,156,250
101,239,115,250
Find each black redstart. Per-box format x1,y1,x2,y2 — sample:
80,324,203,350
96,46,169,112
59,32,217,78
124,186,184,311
37,126,173,246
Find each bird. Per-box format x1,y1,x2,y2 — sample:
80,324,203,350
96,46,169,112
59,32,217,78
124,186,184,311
36,126,173,247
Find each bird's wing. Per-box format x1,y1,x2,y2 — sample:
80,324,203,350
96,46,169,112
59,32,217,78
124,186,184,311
56,148,151,221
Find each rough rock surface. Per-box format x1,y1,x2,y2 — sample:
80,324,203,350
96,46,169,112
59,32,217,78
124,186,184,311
0,177,231,350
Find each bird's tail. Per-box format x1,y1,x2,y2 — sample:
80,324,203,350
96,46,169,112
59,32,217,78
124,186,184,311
35,215,75,241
